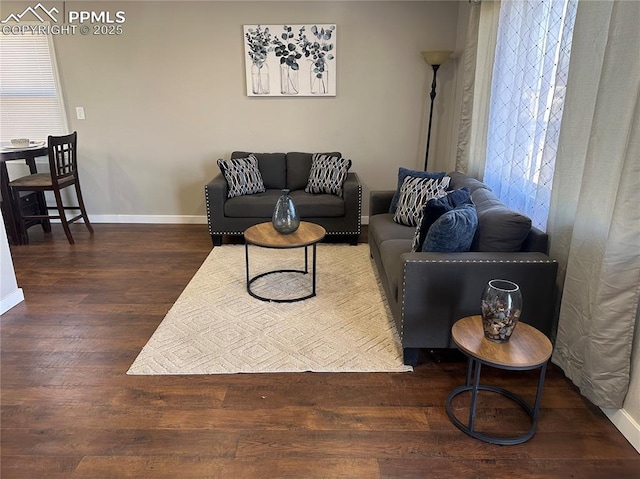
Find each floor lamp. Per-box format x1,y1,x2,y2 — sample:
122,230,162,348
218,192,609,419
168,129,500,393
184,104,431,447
421,50,453,171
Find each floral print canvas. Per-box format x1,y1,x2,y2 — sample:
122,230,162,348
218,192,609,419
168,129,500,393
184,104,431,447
243,24,337,97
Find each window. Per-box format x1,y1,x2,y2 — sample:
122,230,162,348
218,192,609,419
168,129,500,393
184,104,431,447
483,0,578,231
0,28,68,143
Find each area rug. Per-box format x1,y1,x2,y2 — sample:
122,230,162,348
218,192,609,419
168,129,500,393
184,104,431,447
127,244,411,374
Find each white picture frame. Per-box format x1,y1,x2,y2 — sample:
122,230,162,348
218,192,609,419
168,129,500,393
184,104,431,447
243,24,337,97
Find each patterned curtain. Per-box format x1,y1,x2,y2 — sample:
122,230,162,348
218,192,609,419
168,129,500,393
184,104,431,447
483,0,578,231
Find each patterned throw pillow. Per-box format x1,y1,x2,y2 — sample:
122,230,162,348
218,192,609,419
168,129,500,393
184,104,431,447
389,167,447,214
393,175,450,227
217,154,266,198
305,154,352,197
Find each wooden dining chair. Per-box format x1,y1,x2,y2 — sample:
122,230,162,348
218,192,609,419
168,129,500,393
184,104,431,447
8,131,93,244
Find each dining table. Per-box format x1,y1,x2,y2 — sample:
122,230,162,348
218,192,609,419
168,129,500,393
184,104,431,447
0,142,51,245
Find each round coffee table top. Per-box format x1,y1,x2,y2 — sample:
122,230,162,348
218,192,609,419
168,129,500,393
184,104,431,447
244,221,326,248
452,315,552,369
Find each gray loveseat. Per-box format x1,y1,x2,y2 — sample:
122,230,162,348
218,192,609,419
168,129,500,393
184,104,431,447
205,151,362,246
369,171,558,366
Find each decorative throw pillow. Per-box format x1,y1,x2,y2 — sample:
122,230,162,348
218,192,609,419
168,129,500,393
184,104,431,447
217,154,266,198
422,203,478,253
389,167,447,214
393,175,450,227
411,187,473,252
305,154,352,197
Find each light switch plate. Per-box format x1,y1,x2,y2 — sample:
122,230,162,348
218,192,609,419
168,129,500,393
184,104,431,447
75,107,85,120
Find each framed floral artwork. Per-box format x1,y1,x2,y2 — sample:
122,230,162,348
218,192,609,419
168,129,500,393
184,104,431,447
243,24,337,97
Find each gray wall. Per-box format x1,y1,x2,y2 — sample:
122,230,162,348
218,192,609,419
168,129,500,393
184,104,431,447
5,1,461,221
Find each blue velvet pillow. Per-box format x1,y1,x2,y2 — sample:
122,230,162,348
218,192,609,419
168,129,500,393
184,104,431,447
422,203,478,253
411,187,472,252
389,167,447,214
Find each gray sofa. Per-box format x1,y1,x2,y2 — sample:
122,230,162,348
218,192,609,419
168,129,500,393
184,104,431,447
205,151,362,246
369,171,558,366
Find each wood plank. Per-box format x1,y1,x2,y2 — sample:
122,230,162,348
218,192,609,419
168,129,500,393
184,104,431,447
0,456,82,479
235,430,639,460
1,404,429,431
378,458,640,479
1,428,239,457
70,457,380,479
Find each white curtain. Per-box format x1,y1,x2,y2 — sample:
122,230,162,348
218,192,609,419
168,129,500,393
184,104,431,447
454,2,480,174
455,0,499,179
549,0,640,409
483,0,578,231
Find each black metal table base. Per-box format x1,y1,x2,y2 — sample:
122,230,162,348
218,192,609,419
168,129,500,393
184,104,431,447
445,357,547,445
245,243,317,303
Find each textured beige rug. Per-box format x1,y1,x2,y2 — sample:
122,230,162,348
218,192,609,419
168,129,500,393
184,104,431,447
127,244,411,374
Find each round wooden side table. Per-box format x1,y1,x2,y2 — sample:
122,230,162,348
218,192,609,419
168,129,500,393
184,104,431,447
445,315,553,445
243,221,326,303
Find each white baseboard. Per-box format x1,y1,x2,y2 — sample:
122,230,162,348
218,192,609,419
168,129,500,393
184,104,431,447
78,215,370,225
602,407,640,453
87,215,208,224
0,288,24,315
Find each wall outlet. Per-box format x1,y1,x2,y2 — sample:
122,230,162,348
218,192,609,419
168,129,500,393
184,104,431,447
75,107,85,120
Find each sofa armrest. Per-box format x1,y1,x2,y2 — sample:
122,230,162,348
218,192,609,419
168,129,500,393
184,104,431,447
369,190,395,216
204,173,228,233
343,172,361,200
341,172,362,234
399,251,558,347
521,226,549,253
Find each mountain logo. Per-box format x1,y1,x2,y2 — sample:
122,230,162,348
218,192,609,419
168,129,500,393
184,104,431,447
1,3,59,24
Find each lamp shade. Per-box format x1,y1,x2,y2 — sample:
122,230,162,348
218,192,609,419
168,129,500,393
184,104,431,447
421,50,453,66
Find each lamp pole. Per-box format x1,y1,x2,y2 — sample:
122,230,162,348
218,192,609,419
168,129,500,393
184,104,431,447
424,63,440,171
421,50,453,171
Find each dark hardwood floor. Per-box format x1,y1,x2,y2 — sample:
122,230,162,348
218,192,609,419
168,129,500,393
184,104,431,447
2,224,638,478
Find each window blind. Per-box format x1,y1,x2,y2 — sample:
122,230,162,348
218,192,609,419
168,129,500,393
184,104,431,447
0,28,68,143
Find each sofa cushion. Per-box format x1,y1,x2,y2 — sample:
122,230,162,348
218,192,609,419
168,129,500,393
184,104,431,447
422,203,478,252
223,189,281,217
389,167,447,214
287,152,341,191
217,154,266,198
232,151,286,189
305,154,352,197
289,190,345,217
470,188,532,252
393,175,450,227
411,187,473,252
224,189,346,218
369,214,416,248
447,171,491,193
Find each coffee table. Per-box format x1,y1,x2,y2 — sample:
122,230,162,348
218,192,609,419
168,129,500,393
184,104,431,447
445,315,553,445
243,221,326,303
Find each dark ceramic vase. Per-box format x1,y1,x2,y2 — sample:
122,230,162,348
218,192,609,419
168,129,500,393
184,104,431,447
272,189,300,234
481,279,522,343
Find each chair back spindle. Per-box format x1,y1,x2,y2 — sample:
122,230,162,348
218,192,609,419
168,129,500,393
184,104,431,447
49,132,77,184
